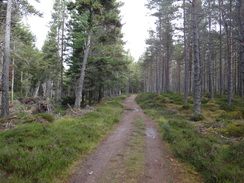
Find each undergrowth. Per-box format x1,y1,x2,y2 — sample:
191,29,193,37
136,92,244,183
0,96,125,183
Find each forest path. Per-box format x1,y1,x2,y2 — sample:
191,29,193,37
67,95,188,183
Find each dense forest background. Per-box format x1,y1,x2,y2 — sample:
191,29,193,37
0,0,244,117
0,0,133,117
139,0,244,115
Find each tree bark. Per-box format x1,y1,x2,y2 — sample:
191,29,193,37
1,0,12,117
165,18,171,92
34,82,40,97
46,72,52,99
208,0,214,100
183,0,189,105
192,0,201,115
60,0,65,99
226,0,233,105
74,31,91,108
11,41,15,103
219,0,223,96
238,0,244,97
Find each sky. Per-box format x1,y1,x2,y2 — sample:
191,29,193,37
27,0,155,61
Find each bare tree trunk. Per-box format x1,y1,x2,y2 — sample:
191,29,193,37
238,0,244,97
226,0,233,105
54,68,59,102
11,42,15,103
156,54,160,94
183,0,189,105
192,0,201,115
1,0,12,117
34,82,40,97
219,0,223,96
11,63,14,103
165,21,171,92
46,72,52,99
178,61,181,93
60,0,65,99
126,72,130,95
189,44,193,93
74,31,91,108
208,0,214,100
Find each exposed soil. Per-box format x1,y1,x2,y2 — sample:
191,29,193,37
66,95,201,183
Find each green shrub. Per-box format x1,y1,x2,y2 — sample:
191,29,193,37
220,122,244,137
160,92,183,105
160,109,177,115
0,96,124,182
137,92,244,183
162,123,179,143
189,114,204,121
136,93,168,110
224,141,244,168
219,110,244,120
201,97,209,104
168,119,192,129
181,105,191,110
162,123,171,132
228,111,243,119
53,103,67,116
203,92,211,98
61,96,76,106
34,113,54,123
215,110,226,118
220,104,236,112
16,111,30,118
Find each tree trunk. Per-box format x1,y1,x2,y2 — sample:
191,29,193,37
46,73,52,99
208,0,214,100
178,61,181,93
156,54,160,94
98,85,103,102
226,0,233,105
238,0,244,97
219,0,223,96
60,6,65,99
165,20,171,92
1,0,12,117
192,0,201,115
183,0,189,105
34,82,40,97
11,42,15,103
54,66,59,102
74,31,91,108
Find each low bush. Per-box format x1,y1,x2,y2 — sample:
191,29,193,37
61,96,76,106
220,104,236,112
136,93,244,183
201,97,209,104
34,113,54,123
223,141,244,168
220,122,244,137
189,114,204,121
0,96,124,183
181,104,191,110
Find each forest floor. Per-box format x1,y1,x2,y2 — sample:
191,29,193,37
66,95,201,183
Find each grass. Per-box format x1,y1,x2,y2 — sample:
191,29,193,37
0,96,126,183
136,92,244,183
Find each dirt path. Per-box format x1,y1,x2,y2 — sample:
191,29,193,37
67,95,191,183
